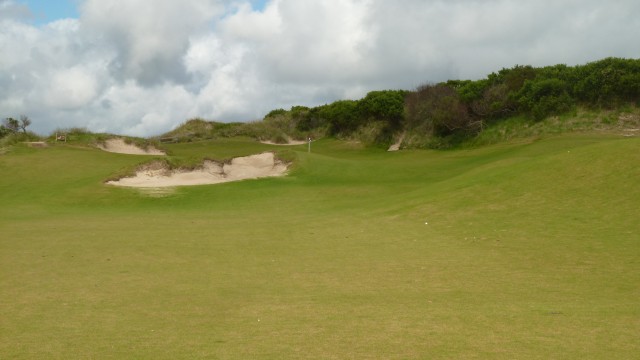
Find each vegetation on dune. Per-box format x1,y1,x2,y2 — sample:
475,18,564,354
267,57,640,148
42,127,165,153
157,117,311,145
1,115,38,149
1,122,164,155
2,115,32,134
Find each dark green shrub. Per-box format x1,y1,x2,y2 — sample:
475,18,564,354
518,78,574,120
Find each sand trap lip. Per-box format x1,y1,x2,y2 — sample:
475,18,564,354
107,152,288,188
24,141,48,148
98,138,165,155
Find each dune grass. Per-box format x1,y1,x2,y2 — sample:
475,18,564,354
1,134,638,359
468,105,640,147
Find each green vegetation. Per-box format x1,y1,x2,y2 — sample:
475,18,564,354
2,115,32,135
159,117,309,145
1,132,638,359
1,115,38,150
163,90,407,147
249,57,640,148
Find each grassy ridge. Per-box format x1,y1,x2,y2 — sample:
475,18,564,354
1,134,638,359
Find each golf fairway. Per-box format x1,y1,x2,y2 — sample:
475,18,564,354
1,135,638,359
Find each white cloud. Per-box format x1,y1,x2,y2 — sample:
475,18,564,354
43,66,100,109
239,0,375,83
93,81,199,136
1,0,639,136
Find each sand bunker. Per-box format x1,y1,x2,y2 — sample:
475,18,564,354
98,138,165,155
261,140,307,146
24,142,48,148
107,152,288,188
387,132,405,151
260,136,308,146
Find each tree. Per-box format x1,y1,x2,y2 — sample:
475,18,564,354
19,115,31,133
469,83,516,119
296,106,326,132
405,84,472,137
3,117,20,133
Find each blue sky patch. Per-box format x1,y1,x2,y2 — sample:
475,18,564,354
21,0,79,25
20,0,270,25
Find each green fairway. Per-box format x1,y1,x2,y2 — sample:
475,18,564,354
1,135,638,359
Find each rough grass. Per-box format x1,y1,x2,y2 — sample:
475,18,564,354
469,105,640,147
159,118,308,144
1,134,638,359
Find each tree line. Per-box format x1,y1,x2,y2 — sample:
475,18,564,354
264,57,640,147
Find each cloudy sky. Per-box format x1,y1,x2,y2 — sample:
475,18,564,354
1,0,639,137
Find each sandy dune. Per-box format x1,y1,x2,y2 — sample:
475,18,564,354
107,152,288,188
98,138,165,155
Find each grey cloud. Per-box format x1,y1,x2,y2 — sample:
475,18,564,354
80,0,222,86
0,0,31,21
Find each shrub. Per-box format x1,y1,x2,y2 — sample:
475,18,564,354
405,84,472,137
358,90,407,128
264,108,287,119
0,131,41,147
517,78,574,120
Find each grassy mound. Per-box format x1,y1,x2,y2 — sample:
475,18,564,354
158,117,310,145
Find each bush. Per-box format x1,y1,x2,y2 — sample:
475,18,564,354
264,108,287,119
405,84,472,137
573,58,640,107
517,78,574,120
358,90,407,128
0,131,41,147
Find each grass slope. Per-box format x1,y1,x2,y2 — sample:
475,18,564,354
1,135,638,359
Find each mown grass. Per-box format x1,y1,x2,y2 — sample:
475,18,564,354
1,133,638,359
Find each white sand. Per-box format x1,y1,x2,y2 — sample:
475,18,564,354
107,152,288,188
260,140,307,146
98,138,165,155
387,132,405,151
24,142,48,148
387,143,401,151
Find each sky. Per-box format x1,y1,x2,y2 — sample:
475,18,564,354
17,0,78,24
1,0,639,137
